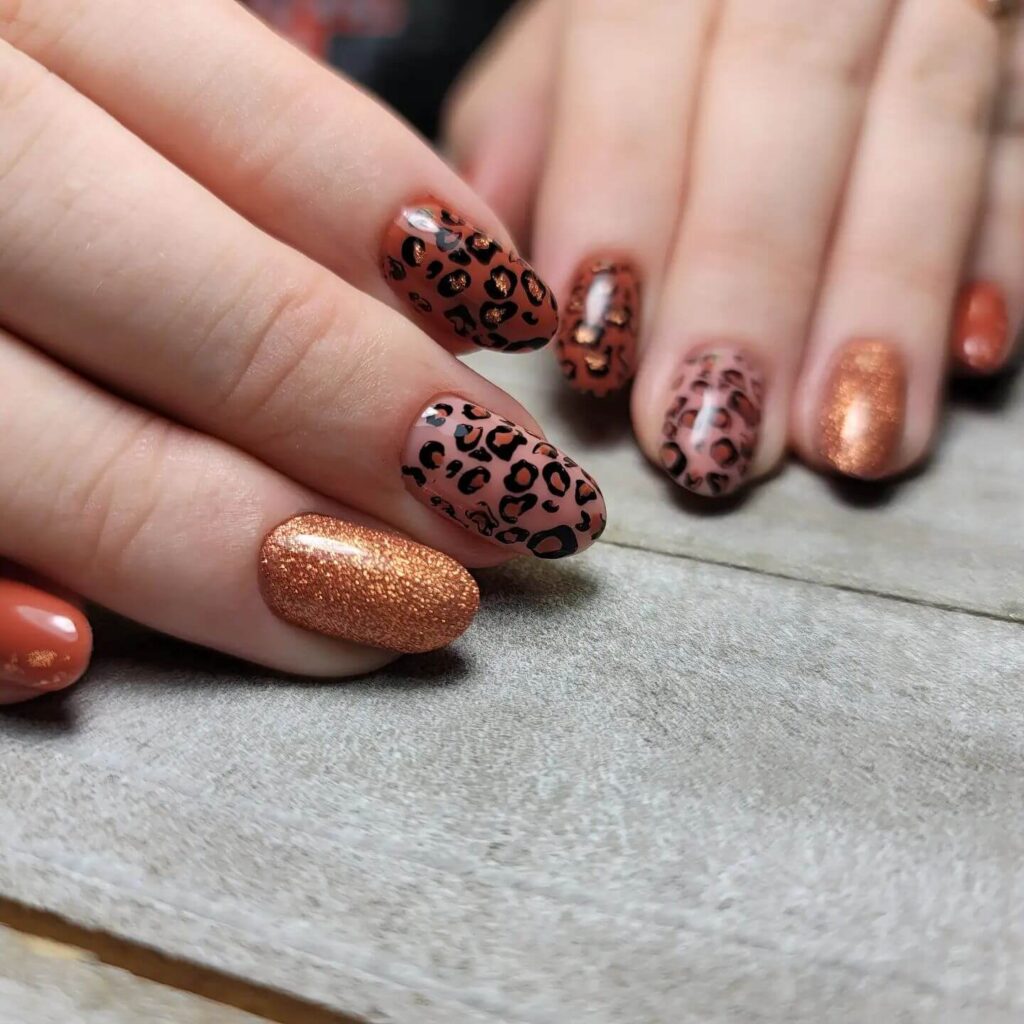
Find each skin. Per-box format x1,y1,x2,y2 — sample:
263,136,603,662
0,0,563,702
445,0,1021,487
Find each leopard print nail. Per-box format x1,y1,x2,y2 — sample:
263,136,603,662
383,201,559,354
403,395,606,559
660,348,763,498
556,258,639,397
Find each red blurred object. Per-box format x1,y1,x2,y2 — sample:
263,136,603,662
246,0,408,55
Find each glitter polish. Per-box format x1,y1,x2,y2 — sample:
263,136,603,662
659,347,764,498
259,514,479,654
556,257,640,396
381,199,559,353
0,580,92,691
402,396,607,559
953,282,1010,375
818,339,907,479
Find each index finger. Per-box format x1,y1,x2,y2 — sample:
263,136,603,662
0,0,559,356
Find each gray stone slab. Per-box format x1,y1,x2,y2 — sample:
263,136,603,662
0,925,265,1024
473,352,1024,620
2,544,1022,1023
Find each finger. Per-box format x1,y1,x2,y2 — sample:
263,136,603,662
631,0,893,497
0,41,606,565
0,577,91,705
0,334,479,672
792,0,1000,479
0,0,558,355
533,0,718,398
442,0,560,246
953,17,1024,375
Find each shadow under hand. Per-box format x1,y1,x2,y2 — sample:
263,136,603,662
550,386,634,447
0,686,78,736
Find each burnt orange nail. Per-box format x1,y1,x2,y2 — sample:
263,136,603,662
556,257,640,396
818,339,907,480
259,514,479,654
953,282,1010,375
0,580,91,691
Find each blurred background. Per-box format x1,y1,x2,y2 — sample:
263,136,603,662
245,0,517,138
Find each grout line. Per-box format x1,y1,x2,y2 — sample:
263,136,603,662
598,537,1024,627
0,896,364,1024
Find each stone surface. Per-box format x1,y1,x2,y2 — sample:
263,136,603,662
2,538,1023,1023
477,352,1024,620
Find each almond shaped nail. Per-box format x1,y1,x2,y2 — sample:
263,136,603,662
259,514,479,654
659,347,764,498
953,282,1010,375
556,257,639,396
401,395,606,559
0,580,91,691
381,199,558,353
818,339,907,480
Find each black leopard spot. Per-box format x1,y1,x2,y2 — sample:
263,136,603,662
408,292,431,314
532,442,559,459
401,236,426,267
419,441,445,470
440,208,465,226
466,504,498,537
486,425,526,460
721,368,746,388
542,500,560,513
484,267,517,300
504,460,538,492
385,256,406,281
706,473,729,496
466,233,500,264
543,463,570,497
710,438,740,468
444,305,477,337
401,466,426,487
468,448,493,462
438,270,471,298
448,248,472,267
499,494,537,523
425,260,444,280
429,496,458,519
480,301,517,328
522,312,539,326
454,423,483,451
576,510,592,532
458,467,490,495
501,335,549,353
445,460,463,478
575,478,598,505
435,228,462,252
660,442,687,477
527,525,579,560
425,402,453,428
521,270,547,306
729,390,760,428
462,404,491,420
496,527,529,545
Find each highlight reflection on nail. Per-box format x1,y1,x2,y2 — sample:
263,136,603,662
818,339,906,480
259,514,479,653
953,282,1010,375
556,257,639,396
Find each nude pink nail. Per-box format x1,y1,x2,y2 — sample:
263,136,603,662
402,395,606,559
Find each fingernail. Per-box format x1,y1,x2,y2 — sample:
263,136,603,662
953,282,1010,375
259,514,479,654
659,347,764,498
0,580,91,691
382,199,558,353
556,257,640,396
818,339,907,480
402,395,606,559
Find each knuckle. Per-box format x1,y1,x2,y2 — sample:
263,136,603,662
199,268,358,444
721,1,879,88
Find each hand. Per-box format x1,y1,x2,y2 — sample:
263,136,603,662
0,0,607,703
446,0,1019,497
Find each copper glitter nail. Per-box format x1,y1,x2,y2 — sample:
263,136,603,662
818,339,907,480
259,514,479,654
